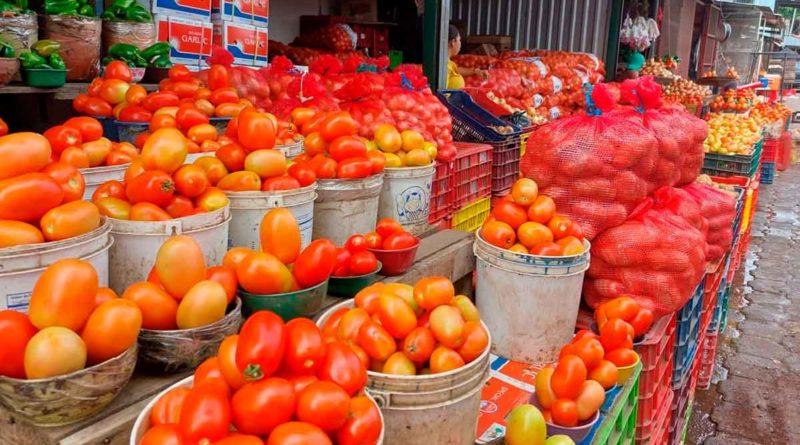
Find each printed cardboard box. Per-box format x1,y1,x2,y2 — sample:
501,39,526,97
211,0,268,25
212,21,268,66
155,15,213,66
151,0,211,20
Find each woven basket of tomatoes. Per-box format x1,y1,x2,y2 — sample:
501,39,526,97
0,260,140,427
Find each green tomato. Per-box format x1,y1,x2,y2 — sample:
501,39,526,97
505,404,546,445
546,435,576,445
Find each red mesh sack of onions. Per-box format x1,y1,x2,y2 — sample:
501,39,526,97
682,182,736,263
583,198,708,317
520,83,658,239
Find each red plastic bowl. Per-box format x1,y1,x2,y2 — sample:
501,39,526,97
368,241,420,276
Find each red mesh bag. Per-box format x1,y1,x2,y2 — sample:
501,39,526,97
584,199,708,317
682,182,736,262
520,83,658,239
294,24,355,52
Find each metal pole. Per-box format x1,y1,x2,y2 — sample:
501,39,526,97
605,0,624,81
423,0,450,90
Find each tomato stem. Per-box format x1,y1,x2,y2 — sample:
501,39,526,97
243,364,264,381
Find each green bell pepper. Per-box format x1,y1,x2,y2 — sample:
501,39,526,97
44,0,79,15
0,41,14,58
102,56,114,66
152,54,172,68
19,51,48,69
77,4,93,15
48,53,66,69
124,3,150,22
0,1,20,13
31,39,61,57
109,43,140,61
141,42,170,62
110,0,134,9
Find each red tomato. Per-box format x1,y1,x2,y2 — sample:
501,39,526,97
375,218,403,238
103,60,132,82
231,377,295,435
481,221,516,249
456,321,489,363
0,310,38,378
605,348,638,367
125,170,175,207
266,422,332,445
173,164,210,198
43,125,82,155
336,308,370,342
296,380,350,431
150,386,190,426
356,320,396,361
287,163,316,187
168,64,193,81
206,265,237,304
548,215,577,240
238,108,276,151
118,106,153,123
401,326,435,364
600,318,630,351
344,234,367,253
283,318,325,375
0,173,63,222
195,356,231,394
317,341,367,396
126,84,147,106
262,176,301,191
334,247,351,277
179,382,231,444
292,239,337,288
216,143,247,172
347,251,378,275
236,311,286,380
530,242,562,256
382,232,418,250
551,355,587,399
364,231,382,249
337,157,372,179
142,92,181,113
164,195,194,218
492,201,528,230
630,309,654,337
85,97,114,117
208,64,230,90
328,136,367,162
209,87,239,106
141,424,184,445
98,79,130,105
320,307,348,341
413,276,455,311
176,104,210,130
130,202,172,221
336,396,382,445
378,294,418,339
429,345,465,373
217,335,247,390
551,398,579,427
320,112,358,141
42,162,85,202
366,150,386,174
214,434,264,445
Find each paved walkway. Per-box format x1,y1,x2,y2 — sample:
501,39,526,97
688,165,800,444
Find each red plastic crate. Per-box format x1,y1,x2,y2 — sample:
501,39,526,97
429,161,454,223
349,24,374,49
636,386,674,445
668,356,702,445
491,140,520,193
762,137,778,163
372,27,389,54
452,142,493,211
635,315,676,430
697,331,719,389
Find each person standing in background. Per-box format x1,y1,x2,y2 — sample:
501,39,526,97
447,25,488,89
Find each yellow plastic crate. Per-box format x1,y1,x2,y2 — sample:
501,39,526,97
520,131,531,156
452,197,490,232
740,188,754,234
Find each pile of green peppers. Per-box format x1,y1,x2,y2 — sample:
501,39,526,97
0,41,14,58
19,40,66,70
103,42,172,68
101,0,151,22
44,0,94,17
0,0,29,14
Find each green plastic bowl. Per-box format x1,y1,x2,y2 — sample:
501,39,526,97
239,280,329,321
328,262,382,298
21,68,67,88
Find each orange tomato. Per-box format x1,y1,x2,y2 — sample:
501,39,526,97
508,243,529,254
599,318,630,351
535,367,557,409
195,186,229,212
125,84,147,105
24,327,86,379
510,178,539,207
150,114,177,132
548,215,577,240
492,201,528,229
575,380,605,421
352,283,384,314
28,259,98,331
456,321,489,363
630,308,654,338
602,296,640,322
401,327,435,364
94,287,118,308
556,236,584,256
413,276,455,311
238,108,276,151
124,159,146,183
187,123,218,144
516,221,554,249
149,387,190,426
382,351,416,375
550,355,587,399
217,335,247,390
260,208,301,264
551,399,579,427
82,137,114,167
92,180,126,201
217,171,261,191
336,308,371,342
357,320,396,361
481,220,516,249
529,242,562,256
176,280,228,329
173,164,210,198
378,293,418,339
0,220,44,248
98,78,130,105
81,299,142,365
244,149,287,178
60,147,91,169
155,236,207,299
605,348,638,367
207,265,237,304
235,252,293,294
0,173,63,222
527,196,556,223
0,132,52,180
429,305,465,348
141,128,188,173
39,201,101,241
303,132,328,156
429,346,465,373
450,294,480,322
571,337,604,370
122,281,179,330
194,156,228,185
320,112,358,141
588,360,618,390
95,196,131,220
223,247,254,270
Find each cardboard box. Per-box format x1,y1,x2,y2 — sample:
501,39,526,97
155,15,213,66
151,0,211,20
212,0,268,26
213,21,268,66
465,34,512,52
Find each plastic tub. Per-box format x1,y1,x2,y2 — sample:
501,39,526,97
317,300,490,445
378,165,435,236
0,345,136,427
114,120,149,144
276,139,304,159
80,164,128,199
239,279,329,321
368,241,419,276
474,231,590,365
314,175,383,246
108,206,231,294
530,397,599,443
21,68,67,88
225,184,317,250
129,375,385,445
0,221,112,311
328,263,382,298
616,354,641,385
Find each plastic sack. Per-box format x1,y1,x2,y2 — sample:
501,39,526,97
682,182,736,262
41,14,101,81
583,199,708,317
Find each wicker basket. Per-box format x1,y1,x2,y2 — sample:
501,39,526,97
0,345,137,427
136,298,242,373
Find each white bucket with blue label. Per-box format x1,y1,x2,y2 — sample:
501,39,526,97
225,184,317,251
378,164,435,236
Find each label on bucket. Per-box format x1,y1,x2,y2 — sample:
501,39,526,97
393,183,430,224
294,208,314,247
3,290,31,312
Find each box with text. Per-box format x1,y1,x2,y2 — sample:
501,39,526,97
212,21,268,66
151,0,211,20
155,15,213,65
211,0,268,25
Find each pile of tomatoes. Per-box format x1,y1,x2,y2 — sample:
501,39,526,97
92,127,230,221
0,259,141,379
482,178,585,257
333,218,417,277
141,310,382,445
0,131,103,248
594,296,654,341
225,208,337,295
320,276,490,375
45,116,140,168
370,124,436,168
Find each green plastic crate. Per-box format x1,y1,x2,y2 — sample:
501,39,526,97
702,138,763,179
389,50,403,69
591,362,641,445
680,401,694,444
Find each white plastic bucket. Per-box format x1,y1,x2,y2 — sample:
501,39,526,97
313,174,384,246
108,206,231,294
225,184,317,250
317,299,490,445
80,164,128,200
129,375,386,445
277,139,304,159
474,231,590,365
378,165,435,236
0,221,113,312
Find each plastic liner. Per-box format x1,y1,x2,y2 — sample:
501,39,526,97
41,14,101,81
0,13,37,55
102,20,156,54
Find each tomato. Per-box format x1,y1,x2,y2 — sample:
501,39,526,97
429,346,465,373
335,396,382,445
287,163,316,187
105,150,134,166
508,178,539,207
551,399,579,427
290,108,315,128
530,242,563,256
311,156,338,179
123,159,145,183
186,123,217,144
336,308,370,342
176,280,227,329
98,78,130,105
588,360,618,390
317,112,356,141
209,87,239,106
81,299,141,365
24,327,86,379
629,308,654,337
73,94,89,113
320,307,348,341
366,150,386,174
170,165,208,199
152,236,206,300
216,143,246,172
141,424,183,445
236,252,293,294
238,109,276,151
40,163,84,203
337,157,372,179
81,137,113,167
222,247,254,271
303,132,328,156
605,348,638,367
0,310,38,378
119,105,153,123
104,60,132,82
292,239,336,288
413,276,454,311
143,92,181,112
300,113,327,136
342,251,374,276
214,434,265,445
44,125,82,155
362,232,382,250
126,84,147,106
398,327,433,365
555,236,584,256
551,355,587,399
126,170,175,207
171,81,201,99
0,132,52,180
260,176,299,192
215,102,244,117
600,318,630,351
142,128,188,173
0,173,62,222
515,221,553,249
193,156,228,186
575,380,605,421
266,422,331,445
341,235,365,255
28,259,97,331
282,318,325,375
179,382,231,444
242,150,285,180
381,351,415,375
195,186,230,212
236,311,285,380
122,281,178,330
168,64,193,81
492,201,528,230
602,297,639,322
571,337,604,370
547,215,576,240
381,231,418,250
150,387,190,426
40,200,100,242
256,207,300,266
293,380,350,432
317,341,366,396
176,104,210,130
59,147,90,169
149,114,177,133
0,220,44,248
202,266,236,305
93,287,117,309
195,357,231,394
130,202,172,221
206,64,229,90
456,321,489,363
505,404,547,445
165,195,194,218
375,293,416,339
357,320,396,361
535,367,557,409
526,196,556,224
481,220,516,249
64,116,104,142
83,97,113,117
327,136,367,162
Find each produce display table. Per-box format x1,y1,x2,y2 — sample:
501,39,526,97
0,229,477,445
0,83,157,100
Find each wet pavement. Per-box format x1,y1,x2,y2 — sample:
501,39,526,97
687,165,800,445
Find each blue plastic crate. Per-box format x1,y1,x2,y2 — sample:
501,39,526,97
436,90,521,142
672,281,705,386
760,162,776,184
